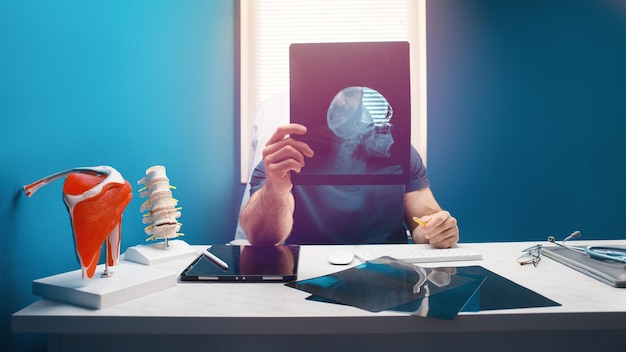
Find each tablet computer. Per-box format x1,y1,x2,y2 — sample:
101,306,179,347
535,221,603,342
289,41,411,185
179,245,300,282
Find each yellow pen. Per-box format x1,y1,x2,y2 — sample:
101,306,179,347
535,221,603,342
412,216,427,227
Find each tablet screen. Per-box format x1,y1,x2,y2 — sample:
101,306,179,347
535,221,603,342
180,245,300,282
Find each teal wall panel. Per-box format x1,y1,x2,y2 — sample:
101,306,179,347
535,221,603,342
1,1,238,351
427,0,626,243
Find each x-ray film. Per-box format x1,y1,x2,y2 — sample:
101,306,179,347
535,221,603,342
289,42,411,185
287,257,483,317
293,261,561,319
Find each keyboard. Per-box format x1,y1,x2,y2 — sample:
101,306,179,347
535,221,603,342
354,247,482,263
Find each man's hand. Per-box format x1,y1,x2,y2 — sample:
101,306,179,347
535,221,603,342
404,189,460,248
240,123,314,245
262,123,314,198
413,210,459,248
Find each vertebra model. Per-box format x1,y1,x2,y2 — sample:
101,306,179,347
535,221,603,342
137,165,182,247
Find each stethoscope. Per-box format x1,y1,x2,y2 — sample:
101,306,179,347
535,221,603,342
548,231,626,268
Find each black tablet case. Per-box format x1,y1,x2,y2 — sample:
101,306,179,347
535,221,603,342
179,245,300,283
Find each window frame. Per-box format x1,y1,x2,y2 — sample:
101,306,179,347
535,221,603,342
238,0,427,183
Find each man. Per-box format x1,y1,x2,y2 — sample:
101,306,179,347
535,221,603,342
238,123,459,248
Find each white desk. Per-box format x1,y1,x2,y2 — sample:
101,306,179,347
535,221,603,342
12,241,626,352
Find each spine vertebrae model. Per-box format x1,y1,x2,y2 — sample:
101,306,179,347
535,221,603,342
138,165,183,244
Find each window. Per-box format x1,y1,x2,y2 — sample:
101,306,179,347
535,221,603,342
239,0,427,182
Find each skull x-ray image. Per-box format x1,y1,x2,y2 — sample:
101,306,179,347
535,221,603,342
327,87,395,174
289,41,411,185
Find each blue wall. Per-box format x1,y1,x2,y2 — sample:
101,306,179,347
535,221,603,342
2,0,626,351
1,1,238,351
427,0,626,243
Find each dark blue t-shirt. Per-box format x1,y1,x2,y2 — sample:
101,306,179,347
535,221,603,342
249,146,430,244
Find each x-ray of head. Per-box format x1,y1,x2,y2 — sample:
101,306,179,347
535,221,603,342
327,87,395,173
289,42,411,185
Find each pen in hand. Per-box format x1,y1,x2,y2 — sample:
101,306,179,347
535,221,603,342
202,248,229,271
412,216,427,227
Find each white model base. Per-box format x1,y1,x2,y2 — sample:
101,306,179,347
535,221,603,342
124,239,198,265
32,261,177,309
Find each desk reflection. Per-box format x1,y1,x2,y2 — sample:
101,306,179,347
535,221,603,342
239,245,297,276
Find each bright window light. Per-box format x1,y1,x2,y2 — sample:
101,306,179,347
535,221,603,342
239,0,427,182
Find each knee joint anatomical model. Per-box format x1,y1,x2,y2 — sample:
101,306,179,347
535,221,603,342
23,166,133,280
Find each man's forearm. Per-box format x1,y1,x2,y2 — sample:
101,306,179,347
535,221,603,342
239,186,294,245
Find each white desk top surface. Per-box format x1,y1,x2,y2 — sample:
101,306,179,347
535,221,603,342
12,240,626,335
